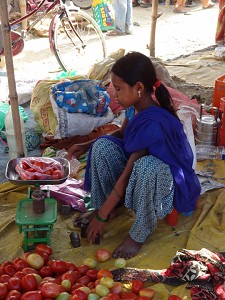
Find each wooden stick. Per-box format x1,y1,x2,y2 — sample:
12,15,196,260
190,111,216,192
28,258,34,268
149,0,162,57
0,0,26,157
19,0,27,30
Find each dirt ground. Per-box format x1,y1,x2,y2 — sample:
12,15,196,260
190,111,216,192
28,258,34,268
1,1,223,103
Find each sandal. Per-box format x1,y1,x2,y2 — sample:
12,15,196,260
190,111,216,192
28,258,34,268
132,0,140,6
173,7,187,13
202,3,214,8
140,1,152,7
106,30,126,36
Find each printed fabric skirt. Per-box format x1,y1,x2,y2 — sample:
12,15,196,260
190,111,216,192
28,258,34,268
89,138,175,243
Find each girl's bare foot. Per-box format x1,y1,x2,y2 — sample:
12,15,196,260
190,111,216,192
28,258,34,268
112,235,143,260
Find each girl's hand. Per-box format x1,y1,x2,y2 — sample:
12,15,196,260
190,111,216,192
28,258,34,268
87,217,106,244
66,144,86,160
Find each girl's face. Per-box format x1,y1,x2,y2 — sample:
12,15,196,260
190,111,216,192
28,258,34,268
111,73,139,109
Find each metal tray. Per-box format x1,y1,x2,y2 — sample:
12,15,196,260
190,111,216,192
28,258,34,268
5,157,70,185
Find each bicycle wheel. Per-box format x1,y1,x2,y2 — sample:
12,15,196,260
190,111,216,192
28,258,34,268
50,8,107,74
70,0,92,10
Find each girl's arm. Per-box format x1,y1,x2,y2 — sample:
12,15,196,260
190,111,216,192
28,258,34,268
67,118,128,160
98,148,148,219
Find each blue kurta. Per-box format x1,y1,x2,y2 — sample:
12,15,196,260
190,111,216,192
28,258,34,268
123,106,201,214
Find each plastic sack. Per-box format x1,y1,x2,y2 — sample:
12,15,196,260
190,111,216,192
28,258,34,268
0,102,28,131
41,178,88,212
49,93,114,139
92,0,115,32
177,106,199,170
15,157,64,181
56,149,81,177
51,79,110,117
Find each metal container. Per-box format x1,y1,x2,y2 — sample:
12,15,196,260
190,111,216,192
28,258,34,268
195,105,221,146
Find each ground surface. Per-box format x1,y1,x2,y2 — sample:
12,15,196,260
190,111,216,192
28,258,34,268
0,1,223,103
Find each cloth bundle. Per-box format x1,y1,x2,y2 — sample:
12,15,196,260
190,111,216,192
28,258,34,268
112,248,225,300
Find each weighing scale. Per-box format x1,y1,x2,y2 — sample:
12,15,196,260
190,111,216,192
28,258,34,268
5,157,70,251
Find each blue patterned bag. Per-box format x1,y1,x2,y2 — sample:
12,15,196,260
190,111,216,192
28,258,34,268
51,79,110,117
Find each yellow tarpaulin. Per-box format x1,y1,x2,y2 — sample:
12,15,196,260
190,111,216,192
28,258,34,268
0,159,225,299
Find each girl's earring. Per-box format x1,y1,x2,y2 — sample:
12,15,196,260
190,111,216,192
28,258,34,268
138,90,141,98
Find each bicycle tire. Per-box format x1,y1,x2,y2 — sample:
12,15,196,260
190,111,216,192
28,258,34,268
50,8,107,73
71,0,92,10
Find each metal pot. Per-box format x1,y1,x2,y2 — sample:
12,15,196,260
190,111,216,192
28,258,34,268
195,105,221,146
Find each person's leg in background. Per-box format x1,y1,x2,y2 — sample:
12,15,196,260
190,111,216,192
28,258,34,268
173,0,187,13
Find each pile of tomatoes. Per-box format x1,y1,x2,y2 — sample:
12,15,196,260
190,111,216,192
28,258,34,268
0,244,157,300
0,244,182,300
15,158,64,181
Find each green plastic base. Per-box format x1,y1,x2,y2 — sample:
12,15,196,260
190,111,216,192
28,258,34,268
16,198,57,251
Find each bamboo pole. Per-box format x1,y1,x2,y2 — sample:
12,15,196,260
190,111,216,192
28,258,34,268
19,0,27,30
0,0,26,157
149,0,162,57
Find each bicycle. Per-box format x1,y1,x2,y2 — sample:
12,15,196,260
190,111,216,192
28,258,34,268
0,0,107,73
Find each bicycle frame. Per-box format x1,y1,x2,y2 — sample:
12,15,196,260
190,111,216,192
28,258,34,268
10,0,61,35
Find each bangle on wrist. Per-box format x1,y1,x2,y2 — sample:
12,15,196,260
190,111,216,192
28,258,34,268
96,212,109,223
113,187,123,199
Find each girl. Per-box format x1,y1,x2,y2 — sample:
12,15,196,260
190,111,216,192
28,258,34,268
68,51,201,259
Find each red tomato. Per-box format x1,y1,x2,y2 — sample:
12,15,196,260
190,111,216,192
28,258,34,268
168,296,182,300
77,275,91,286
39,266,53,278
13,271,25,279
71,283,85,294
1,261,12,269
87,281,95,289
41,277,61,285
6,290,22,300
120,292,137,299
51,260,68,275
70,295,85,300
21,273,38,291
26,168,36,173
61,271,77,285
22,267,39,275
51,170,62,180
0,282,8,298
86,269,98,281
35,250,50,264
107,294,121,300
71,289,87,300
95,249,111,262
33,161,44,170
21,290,43,300
77,265,90,275
22,161,30,170
136,297,150,300
35,244,52,257
66,262,77,271
0,274,10,283
110,282,123,294
0,267,4,277
44,169,54,176
13,259,29,271
8,277,22,292
131,280,144,294
4,265,16,277
40,282,61,298
97,269,113,279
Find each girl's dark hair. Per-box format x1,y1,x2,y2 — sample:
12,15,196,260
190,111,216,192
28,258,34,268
111,51,177,117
